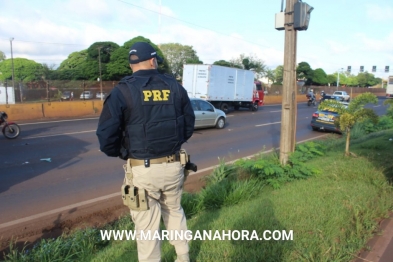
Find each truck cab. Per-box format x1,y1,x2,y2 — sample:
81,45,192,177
251,81,265,111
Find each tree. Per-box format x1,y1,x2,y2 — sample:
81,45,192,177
213,60,242,68
318,93,378,156
265,68,276,85
229,54,266,77
274,65,284,84
40,63,58,80
105,47,130,80
383,99,393,119
296,62,313,85
87,42,119,63
346,75,359,87
57,50,89,80
327,74,336,86
312,68,328,86
123,36,170,75
0,50,5,61
0,58,43,82
160,43,202,79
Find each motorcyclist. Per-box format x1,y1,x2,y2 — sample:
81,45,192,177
307,89,316,102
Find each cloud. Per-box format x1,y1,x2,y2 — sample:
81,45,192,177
326,40,352,54
355,31,393,52
366,4,393,22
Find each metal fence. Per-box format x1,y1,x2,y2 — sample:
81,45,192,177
0,80,387,104
265,84,385,97
0,80,120,103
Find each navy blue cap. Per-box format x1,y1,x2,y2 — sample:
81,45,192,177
129,42,163,64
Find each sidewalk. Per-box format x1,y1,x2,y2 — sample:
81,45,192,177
354,212,393,262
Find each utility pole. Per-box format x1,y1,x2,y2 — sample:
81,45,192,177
97,46,103,101
279,0,298,165
10,38,15,92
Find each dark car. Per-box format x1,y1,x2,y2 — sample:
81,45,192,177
310,101,349,133
310,109,341,133
61,91,71,101
320,95,342,103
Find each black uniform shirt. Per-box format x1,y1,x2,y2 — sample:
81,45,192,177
96,69,195,158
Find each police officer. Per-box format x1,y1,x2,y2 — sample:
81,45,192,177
96,42,195,262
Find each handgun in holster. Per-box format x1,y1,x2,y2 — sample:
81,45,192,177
179,149,197,182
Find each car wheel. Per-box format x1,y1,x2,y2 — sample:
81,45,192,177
251,103,258,111
220,103,230,114
216,117,225,129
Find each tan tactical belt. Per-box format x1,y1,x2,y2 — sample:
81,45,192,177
129,154,179,167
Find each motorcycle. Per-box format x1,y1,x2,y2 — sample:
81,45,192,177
306,94,317,106
0,111,21,139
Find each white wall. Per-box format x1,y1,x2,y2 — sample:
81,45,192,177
0,86,16,104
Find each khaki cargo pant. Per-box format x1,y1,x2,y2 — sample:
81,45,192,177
127,159,189,262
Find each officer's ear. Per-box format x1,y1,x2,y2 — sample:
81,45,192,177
150,58,158,69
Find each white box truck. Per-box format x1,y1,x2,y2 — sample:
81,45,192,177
182,64,265,113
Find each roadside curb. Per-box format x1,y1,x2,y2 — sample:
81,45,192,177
354,212,393,262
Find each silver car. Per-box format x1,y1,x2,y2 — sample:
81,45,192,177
96,92,108,99
80,91,94,100
190,98,226,129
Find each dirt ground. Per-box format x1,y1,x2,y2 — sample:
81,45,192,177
0,171,208,257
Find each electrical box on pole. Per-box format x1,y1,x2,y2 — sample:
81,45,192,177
294,1,314,31
372,66,376,72
347,66,351,73
360,66,364,73
386,66,390,73
275,12,285,30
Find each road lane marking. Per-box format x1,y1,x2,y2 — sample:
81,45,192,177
23,130,96,139
0,134,328,229
255,121,281,127
269,110,281,112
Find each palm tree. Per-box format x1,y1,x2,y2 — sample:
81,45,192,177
318,92,378,156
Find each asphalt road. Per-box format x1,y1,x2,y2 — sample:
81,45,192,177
0,99,388,228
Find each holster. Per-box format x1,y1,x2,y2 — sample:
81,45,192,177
180,149,197,182
121,163,149,211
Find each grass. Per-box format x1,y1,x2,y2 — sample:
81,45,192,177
2,130,393,262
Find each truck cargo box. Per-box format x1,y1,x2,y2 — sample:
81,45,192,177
182,64,254,102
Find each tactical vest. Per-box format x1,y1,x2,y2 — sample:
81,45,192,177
118,74,185,159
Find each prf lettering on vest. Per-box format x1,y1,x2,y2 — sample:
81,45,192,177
143,90,171,101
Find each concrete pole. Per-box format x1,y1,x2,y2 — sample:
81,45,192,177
98,46,103,101
10,38,15,91
280,0,298,165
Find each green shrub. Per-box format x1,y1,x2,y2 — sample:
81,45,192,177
181,192,199,218
361,115,393,134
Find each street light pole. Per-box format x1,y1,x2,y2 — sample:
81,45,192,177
10,38,15,91
336,68,343,91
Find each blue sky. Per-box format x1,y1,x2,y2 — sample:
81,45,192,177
0,0,392,79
